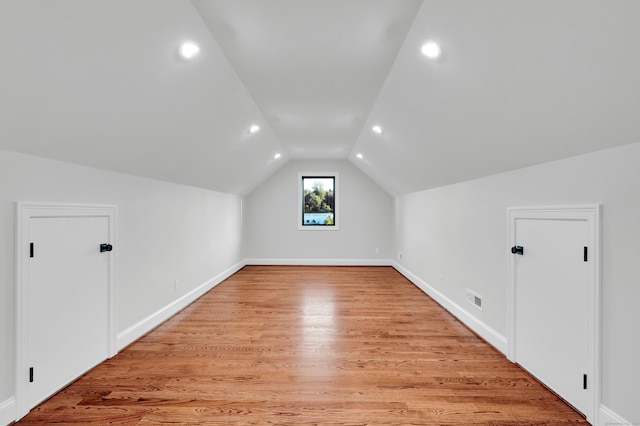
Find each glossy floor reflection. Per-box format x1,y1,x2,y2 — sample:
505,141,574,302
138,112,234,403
19,266,587,425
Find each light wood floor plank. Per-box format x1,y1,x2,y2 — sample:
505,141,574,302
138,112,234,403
18,266,587,424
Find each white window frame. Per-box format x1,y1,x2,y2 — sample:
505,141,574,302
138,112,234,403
298,172,339,231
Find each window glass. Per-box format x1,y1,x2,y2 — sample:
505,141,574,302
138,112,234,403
298,173,338,230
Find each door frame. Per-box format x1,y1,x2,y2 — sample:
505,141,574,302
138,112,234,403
15,202,117,420
507,205,600,424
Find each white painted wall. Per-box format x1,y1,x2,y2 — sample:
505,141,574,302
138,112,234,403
394,141,640,424
243,160,392,263
0,149,243,420
5,142,637,424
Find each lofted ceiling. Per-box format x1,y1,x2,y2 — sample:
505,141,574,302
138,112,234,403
1,0,640,195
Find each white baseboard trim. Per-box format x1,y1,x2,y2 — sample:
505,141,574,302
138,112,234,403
244,258,392,266
391,261,508,355
0,397,16,426
599,404,635,426
116,260,246,351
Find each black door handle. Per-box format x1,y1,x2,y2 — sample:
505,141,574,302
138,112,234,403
511,245,523,255
100,243,113,253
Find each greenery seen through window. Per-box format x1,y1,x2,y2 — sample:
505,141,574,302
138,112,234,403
302,176,335,226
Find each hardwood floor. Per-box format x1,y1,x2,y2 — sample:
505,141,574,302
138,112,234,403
18,266,587,425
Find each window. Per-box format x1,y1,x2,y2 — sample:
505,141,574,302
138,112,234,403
298,173,339,230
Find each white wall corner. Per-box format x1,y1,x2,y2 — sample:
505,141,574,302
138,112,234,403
391,261,508,355
0,397,16,425
244,258,393,266
116,260,246,351
599,404,636,426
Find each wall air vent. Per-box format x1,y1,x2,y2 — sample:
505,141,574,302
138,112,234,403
466,289,483,311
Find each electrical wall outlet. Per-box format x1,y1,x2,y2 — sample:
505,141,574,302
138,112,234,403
398,252,404,260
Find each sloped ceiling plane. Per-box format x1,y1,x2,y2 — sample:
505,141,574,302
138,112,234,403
1,0,639,195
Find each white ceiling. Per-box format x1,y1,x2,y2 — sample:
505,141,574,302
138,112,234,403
192,0,422,160
1,0,640,195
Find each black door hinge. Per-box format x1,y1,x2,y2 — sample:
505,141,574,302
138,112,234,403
584,246,588,262
29,367,34,383
30,243,34,258
583,374,587,390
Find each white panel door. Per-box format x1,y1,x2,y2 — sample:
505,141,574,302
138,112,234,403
514,217,589,414
27,215,110,408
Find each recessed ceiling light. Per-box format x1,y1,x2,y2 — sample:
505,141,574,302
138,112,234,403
421,40,442,59
356,153,364,160
179,41,200,59
372,125,383,134
249,124,260,134
274,153,282,160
